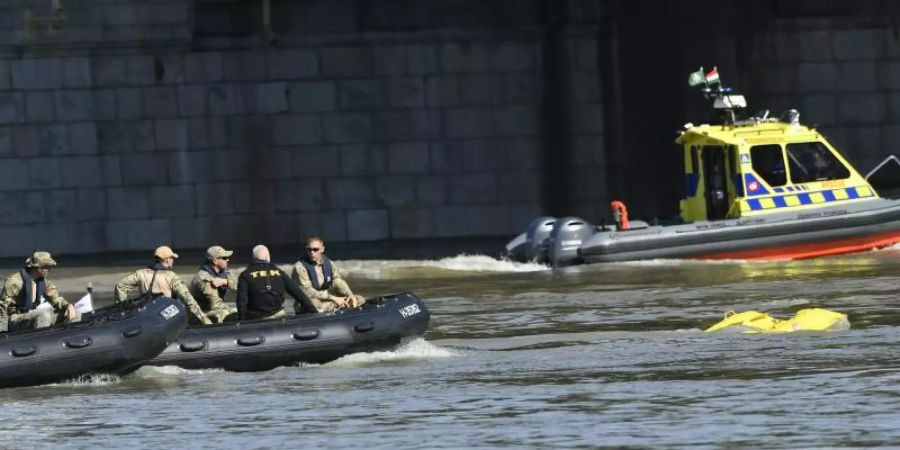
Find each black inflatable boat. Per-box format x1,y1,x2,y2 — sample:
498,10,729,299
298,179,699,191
0,296,187,388
148,292,430,371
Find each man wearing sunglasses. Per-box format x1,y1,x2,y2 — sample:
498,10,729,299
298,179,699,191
0,251,80,332
189,245,238,323
291,236,365,313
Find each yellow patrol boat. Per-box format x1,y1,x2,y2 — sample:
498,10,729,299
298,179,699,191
506,68,900,266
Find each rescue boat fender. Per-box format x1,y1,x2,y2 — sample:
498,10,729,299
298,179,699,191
704,308,849,333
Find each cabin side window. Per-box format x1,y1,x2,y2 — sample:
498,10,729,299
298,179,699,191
786,142,851,183
750,144,787,187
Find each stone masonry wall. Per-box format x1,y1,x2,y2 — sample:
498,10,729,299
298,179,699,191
0,0,612,257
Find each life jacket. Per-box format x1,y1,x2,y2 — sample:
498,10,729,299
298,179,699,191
299,256,333,291
199,263,229,298
17,269,46,313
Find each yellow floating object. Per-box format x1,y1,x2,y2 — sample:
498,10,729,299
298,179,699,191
704,308,849,333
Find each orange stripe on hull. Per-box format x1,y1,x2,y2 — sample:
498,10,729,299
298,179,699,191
691,231,900,261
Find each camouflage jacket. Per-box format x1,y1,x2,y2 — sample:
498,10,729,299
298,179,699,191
1,271,68,325
115,267,207,321
189,266,237,313
291,259,354,302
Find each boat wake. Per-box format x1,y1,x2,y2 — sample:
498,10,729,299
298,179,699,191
48,373,123,387
309,338,458,367
333,254,548,279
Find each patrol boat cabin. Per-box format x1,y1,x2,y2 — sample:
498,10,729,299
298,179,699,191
505,68,900,266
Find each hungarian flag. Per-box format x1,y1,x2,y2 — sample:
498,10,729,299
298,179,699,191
705,67,720,85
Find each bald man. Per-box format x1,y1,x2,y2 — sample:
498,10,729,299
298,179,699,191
236,245,316,320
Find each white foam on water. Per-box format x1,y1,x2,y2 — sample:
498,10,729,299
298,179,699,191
335,254,548,279
134,365,222,376
48,373,122,387
319,338,458,367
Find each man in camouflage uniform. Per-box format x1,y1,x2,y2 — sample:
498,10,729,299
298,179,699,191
291,236,365,313
1,251,80,333
115,245,212,325
189,245,237,323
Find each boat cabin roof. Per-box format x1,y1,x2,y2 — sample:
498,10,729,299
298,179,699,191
675,121,823,147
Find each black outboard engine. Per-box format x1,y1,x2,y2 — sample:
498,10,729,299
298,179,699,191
503,216,557,262
547,217,595,267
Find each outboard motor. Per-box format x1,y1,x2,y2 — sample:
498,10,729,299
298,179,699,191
547,217,595,267
503,216,556,263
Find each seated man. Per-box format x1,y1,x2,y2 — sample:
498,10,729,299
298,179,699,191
189,245,238,323
291,236,365,313
237,244,316,320
0,251,80,333
115,246,212,325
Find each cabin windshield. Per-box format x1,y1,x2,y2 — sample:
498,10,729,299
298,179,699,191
786,142,850,183
750,144,787,187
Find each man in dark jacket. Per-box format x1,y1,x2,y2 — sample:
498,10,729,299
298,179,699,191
236,244,316,320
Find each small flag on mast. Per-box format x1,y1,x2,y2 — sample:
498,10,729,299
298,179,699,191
688,66,722,87
687,67,705,86
704,67,720,85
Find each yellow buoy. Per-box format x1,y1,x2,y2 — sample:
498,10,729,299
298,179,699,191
704,308,849,333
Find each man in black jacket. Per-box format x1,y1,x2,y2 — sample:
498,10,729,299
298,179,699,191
236,245,316,320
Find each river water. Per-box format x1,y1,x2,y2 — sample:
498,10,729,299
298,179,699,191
2,248,900,449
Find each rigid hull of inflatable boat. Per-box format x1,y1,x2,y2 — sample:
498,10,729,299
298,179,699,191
148,292,430,372
0,297,187,389
579,199,900,263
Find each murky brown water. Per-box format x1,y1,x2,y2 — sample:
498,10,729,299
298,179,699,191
2,248,900,449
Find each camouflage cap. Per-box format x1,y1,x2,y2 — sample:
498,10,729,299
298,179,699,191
25,251,57,268
206,245,233,260
153,245,179,259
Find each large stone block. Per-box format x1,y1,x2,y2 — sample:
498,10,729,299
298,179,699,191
19,191,45,224
837,93,887,124
492,41,535,71
878,60,900,90
188,117,228,149
0,128,10,157
75,188,109,220
389,207,436,238
293,146,340,177
154,119,189,150
325,178,377,208
440,42,489,73
42,125,70,157
194,182,236,216
120,153,169,186
346,209,389,241
207,84,245,116
69,122,99,155
125,56,158,86
801,95,836,126
60,156,104,188
0,193,19,224
444,107,493,138
834,29,883,61
244,82,288,114
228,116,273,149
101,155,122,186
374,45,406,75
277,179,325,212
289,81,336,113
337,79,385,110
388,142,429,174
797,30,834,62
375,175,414,207
177,85,208,117
449,173,498,205
339,144,387,175
429,142,464,173
149,185,195,218
320,47,373,78
142,86,179,118
43,190,78,222
572,38,598,69
25,92,55,122
407,44,439,75
244,149,292,181
233,181,275,214
115,87,143,120
98,121,155,153
414,175,446,206
272,115,322,146
499,171,540,202
570,70,599,103
184,52,224,83
386,76,425,108
222,51,267,81
64,58,92,89
0,92,25,124
14,125,42,157
797,62,835,93
572,103,604,134
375,108,441,142
458,73,493,106
296,210,347,243
91,56,127,87
836,61,876,93
11,59,64,90
493,105,538,136
0,226,33,256
0,61,10,90
29,157,62,190
106,187,151,219
36,221,107,254
322,112,374,144
106,218,171,251
425,75,459,107
54,90,95,121
461,140,505,171
499,72,538,104
266,49,319,80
